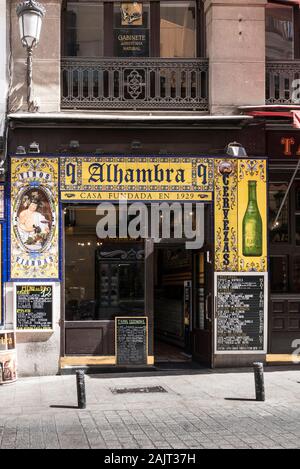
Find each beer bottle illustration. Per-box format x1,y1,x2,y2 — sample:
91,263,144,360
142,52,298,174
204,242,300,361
242,180,262,256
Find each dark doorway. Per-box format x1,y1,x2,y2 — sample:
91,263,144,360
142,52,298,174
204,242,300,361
154,243,191,363
153,243,212,365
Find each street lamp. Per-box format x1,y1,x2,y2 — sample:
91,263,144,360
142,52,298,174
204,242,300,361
16,0,46,112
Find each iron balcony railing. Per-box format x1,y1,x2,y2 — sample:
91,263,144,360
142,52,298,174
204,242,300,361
61,57,209,111
266,60,300,105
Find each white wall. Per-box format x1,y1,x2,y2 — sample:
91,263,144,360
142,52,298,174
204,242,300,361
0,0,7,136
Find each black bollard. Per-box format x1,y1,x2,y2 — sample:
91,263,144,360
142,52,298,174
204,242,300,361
253,362,265,402
76,370,86,409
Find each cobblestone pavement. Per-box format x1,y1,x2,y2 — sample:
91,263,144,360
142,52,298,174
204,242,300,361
0,367,300,449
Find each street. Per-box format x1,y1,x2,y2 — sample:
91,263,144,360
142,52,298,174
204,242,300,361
0,367,300,449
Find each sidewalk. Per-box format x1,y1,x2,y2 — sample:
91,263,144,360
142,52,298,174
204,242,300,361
0,367,300,449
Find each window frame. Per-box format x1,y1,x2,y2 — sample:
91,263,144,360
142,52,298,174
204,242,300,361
266,0,300,59
269,170,300,294
62,0,205,58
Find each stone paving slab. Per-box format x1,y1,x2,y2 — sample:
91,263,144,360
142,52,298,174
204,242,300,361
0,367,300,449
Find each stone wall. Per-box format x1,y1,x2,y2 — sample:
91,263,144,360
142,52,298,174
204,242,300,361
0,0,8,135
7,0,268,115
9,0,61,113
204,0,267,115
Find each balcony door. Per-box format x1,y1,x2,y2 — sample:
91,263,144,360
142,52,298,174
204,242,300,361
62,1,207,110
63,1,202,59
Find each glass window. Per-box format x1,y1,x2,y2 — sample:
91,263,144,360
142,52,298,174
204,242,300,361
65,206,145,321
95,250,145,319
269,177,300,294
295,214,300,246
270,256,288,293
160,1,196,58
293,256,300,293
65,2,104,57
295,181,300,211
113,2,150,57
269,182,289,243
266,3,294,60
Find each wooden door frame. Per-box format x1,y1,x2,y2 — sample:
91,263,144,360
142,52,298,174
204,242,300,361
145,238,155,358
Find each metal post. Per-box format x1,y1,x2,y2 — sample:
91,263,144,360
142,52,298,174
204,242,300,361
253,362,265,402
76,370,86,409
27,46,38,112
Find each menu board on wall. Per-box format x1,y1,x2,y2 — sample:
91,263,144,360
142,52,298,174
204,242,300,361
116,317,147,365
16,284,53,330
215,273,266,353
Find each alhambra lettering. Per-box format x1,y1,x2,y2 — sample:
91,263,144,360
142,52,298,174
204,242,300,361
88,163,186,184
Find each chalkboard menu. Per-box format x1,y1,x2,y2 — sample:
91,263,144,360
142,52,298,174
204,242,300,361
116,317,147,365
216,274,266,352
16,285,53,330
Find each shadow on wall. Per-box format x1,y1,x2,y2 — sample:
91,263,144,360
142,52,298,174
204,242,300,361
9,82,26,113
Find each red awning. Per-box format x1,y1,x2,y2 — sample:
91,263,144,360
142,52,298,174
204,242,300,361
247,111,292,118
246,110,300,129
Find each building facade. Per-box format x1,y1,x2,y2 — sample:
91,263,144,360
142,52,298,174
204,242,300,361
0,0,8,154
1,0,299,377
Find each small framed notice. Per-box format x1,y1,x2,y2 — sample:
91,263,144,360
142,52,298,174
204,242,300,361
14,283,54,331
115,317,148,365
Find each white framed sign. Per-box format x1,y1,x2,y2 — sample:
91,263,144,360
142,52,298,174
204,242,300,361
14,282,55,331
214,272,268,354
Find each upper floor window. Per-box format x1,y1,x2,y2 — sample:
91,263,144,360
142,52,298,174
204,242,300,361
266,2,294,59
65,2,104,57
63,0,201,58
160,2,196,58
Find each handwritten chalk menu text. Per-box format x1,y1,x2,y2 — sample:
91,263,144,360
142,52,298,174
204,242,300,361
116,317,147,365
216,274,265,352
16,285,53,330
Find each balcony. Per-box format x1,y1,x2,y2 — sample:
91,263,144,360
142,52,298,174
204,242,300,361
61,57,209,111
266,60,300,105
